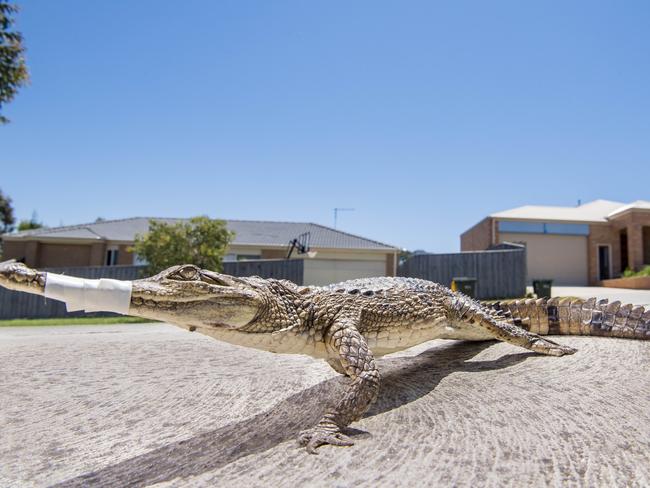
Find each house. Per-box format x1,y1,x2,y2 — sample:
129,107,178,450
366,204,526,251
1,218,399,286
461,200,650,285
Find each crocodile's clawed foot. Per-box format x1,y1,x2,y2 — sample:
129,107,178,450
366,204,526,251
298,426,354,454
530,336,577,356
0,260,45,293
0,259,18,274
0,259,24,285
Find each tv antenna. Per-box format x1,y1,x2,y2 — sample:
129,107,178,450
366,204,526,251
333,208,355,229
286,232,315,259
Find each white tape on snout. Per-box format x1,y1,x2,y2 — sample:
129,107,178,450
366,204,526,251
44,273,132,315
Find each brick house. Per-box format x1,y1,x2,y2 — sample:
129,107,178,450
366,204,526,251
1,218,399,286
461,200,650,285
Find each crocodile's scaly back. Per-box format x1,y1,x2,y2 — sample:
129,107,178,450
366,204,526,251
316,276,451,294
487,298,650,340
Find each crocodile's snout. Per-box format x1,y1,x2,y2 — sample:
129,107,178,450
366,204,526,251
130,279,245,303
129,264,263,328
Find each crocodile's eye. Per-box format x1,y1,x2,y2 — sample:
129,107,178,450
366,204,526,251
174,265,199,280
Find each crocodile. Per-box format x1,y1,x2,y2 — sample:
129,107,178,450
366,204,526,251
1,259,649,454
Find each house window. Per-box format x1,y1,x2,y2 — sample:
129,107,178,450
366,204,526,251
106,247,119,266
498,221,545,234
237,254,261,261
498,221,589,236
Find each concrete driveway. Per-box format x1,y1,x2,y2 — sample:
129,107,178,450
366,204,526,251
552,286,650,307
1,323,649,487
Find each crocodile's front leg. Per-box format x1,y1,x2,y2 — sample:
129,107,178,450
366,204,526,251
0,260,46,295
299,318,380,454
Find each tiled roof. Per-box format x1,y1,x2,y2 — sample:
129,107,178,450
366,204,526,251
3,218,398,251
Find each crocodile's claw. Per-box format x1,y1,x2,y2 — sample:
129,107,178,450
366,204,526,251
530,336,577,356
0,259,45,294
0,258,18,276
298,426,354,454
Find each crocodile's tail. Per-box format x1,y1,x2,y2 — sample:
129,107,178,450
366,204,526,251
485,297,650,340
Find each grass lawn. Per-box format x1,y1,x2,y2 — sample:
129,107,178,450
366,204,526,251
0,316,158,327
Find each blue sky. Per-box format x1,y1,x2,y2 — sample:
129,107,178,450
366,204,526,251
1,1,649,252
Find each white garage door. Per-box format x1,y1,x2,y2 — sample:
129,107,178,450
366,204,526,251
500,233,588,286
303,259,386,286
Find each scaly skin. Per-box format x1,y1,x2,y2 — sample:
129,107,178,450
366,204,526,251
489,297,650,340
1,260,648,453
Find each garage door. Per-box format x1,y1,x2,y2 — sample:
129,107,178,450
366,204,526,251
303,259,386,286
499,233,588,286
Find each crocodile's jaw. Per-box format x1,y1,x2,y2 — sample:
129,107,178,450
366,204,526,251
129,293,260,328
129,270,262,329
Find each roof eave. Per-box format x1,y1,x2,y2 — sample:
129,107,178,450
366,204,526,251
491,216,607,224
1,235,106,244
607,206,650,219
1,235,398,251
233,242,397,251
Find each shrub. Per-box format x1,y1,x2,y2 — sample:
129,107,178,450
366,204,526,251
623,265,650,278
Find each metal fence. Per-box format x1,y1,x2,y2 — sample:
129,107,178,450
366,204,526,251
0,260,304,320
43,265,146,280
398,248,526,299
223,259,304,285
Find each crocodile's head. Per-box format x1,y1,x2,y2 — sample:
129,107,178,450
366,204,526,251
130,264,263,328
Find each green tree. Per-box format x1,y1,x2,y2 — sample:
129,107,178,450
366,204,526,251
0,1,28,124
17,211,43,231
0,188,15,233
132,216,234,274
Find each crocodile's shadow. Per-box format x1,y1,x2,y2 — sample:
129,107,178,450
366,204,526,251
54,341,533,487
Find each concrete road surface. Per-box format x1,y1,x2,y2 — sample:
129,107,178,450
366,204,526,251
1,323,649,487
552,286,650,307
